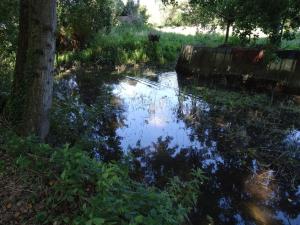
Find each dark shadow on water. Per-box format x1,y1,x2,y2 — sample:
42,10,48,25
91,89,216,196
51,70,300,225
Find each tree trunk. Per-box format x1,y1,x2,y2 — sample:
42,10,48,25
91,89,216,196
224,21,231,44
279,18,286,42
9,0,56,139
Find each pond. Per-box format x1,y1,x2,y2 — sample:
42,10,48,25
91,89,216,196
52,70,300,225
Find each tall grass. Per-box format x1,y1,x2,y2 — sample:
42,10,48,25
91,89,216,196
57,24,300,68
57,24,229,67
281,33,300,50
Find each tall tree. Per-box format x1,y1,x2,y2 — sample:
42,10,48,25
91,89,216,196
8,0,56,139
163,0,242,43
253,0,300,46
190,0,242,43
163,0,300,46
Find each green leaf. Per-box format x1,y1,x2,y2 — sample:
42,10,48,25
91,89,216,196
86,218,105,225
135,215,144,223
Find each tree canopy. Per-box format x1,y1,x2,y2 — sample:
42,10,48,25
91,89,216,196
250,0,300,45
163,0,300,45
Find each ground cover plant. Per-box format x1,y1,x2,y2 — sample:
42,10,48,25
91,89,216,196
0,125,205,225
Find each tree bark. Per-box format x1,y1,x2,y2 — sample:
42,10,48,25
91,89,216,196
9,0,56,139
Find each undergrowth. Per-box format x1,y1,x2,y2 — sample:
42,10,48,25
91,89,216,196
0,128,206,225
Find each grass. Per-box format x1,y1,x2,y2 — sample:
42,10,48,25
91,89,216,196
56,24,231,68
57,24,300,70
252,34,300,50
281,33,300,50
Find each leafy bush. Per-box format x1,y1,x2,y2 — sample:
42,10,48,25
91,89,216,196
57,0,120,48
0,130,205,225
0,0,18,102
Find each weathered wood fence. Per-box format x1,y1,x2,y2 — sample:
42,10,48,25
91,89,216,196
176,45,300,94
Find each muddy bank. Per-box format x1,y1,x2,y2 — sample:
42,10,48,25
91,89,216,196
176,45,300,94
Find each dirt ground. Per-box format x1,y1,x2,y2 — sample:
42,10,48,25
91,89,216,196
0,153,38,225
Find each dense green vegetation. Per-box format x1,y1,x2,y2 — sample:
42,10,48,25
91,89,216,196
0,127,205,224
0,0,18,103
0,1,206,224
0,0,300,224
57,24,230,67
56,24,300,69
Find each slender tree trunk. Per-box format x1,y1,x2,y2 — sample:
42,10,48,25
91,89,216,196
279,18,286,42
9,0,56,139
224,21,231,44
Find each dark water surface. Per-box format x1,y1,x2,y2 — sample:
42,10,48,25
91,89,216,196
53,71,300,225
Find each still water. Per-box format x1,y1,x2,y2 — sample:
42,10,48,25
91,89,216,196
113,73,210,150
54,71,300,225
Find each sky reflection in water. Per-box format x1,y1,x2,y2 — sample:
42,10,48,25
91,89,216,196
113,73,211,150
58,71,300,225
110,72,300,225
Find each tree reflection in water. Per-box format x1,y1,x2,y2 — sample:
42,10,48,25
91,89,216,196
53,70,300,225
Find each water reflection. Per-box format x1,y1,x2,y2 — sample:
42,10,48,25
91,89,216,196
51,73,126,161
53,71,300,225
285,130,300,150
244,170,278,225
112,73,209,150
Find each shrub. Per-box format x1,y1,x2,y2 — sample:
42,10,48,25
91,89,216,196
57,0,118,48
0,130,205,225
